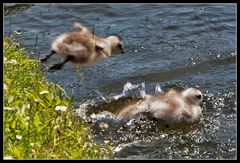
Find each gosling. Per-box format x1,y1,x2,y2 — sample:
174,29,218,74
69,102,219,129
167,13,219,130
40,22,125,71
117,87,204,128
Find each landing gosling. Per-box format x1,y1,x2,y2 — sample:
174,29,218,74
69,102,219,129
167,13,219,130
118,87,204,128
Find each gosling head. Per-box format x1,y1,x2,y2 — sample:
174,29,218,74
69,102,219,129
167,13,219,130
181,88,203,105
106,35,125,54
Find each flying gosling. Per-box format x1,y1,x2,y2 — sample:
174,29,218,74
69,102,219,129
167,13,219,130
40,22,125,71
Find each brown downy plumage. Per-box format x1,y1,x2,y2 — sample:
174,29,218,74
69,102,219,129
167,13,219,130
40,22,125,71
118,87,204,127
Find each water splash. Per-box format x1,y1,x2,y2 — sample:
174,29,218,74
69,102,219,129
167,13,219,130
155,83,163,94
113,82,141,100
94,90,108,102
75,99,97,121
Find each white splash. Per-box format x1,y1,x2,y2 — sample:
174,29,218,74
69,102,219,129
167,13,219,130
75,100,95,120
95,90,107,102
113,82,140,100
90,111,119,120
139,82,147,98
155,84,163,94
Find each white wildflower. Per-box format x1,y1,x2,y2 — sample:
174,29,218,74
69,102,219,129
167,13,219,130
53,125,60,130
8,96,14,102
25,116,30,121
35,143,41,147
4,57,7,62
4,83,8,90
34,98,40,103
83,142,93,149
5,59,18,65
55,105,67,112
39,90,49,95
56,116,61,122
4,156,13,160
22,104,30,109
21,107,25,115
16,135,22,140
78,137,82,143
30,142,40,147
26,103,30,109
88,135,92,139
4,107,16,111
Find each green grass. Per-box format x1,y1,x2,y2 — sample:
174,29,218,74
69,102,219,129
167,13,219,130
3,33,113,159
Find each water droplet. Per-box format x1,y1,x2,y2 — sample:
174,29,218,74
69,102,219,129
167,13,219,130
230,52,236,56
159,134,166,138
99,122,109,131
104,140,110,144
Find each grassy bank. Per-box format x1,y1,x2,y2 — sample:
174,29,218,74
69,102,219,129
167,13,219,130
3,33,112,159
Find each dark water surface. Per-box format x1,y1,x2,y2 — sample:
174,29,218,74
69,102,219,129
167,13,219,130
4,3,236,159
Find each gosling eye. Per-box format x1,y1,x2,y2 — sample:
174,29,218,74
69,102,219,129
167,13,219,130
195,95,202,99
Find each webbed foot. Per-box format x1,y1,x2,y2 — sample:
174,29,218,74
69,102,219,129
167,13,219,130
39,57,49,63
48,63,64,72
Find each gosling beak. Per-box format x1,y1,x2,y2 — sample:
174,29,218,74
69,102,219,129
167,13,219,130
119,45,125,53
120,47,125,53
202,98,206,103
